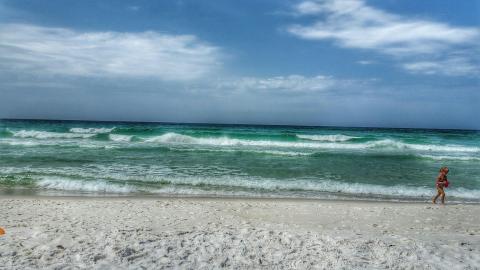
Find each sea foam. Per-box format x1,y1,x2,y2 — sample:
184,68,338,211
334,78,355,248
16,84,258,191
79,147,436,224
152,177,480,200
12,130,96,139
419,154,480,161
30,174,480,201
109,134,133,142
36,178,134,193
143,133,480,153
296,134,358,142
69,127,115,134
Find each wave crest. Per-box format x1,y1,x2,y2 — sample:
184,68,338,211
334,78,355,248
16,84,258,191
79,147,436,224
69,127,115,134
31,175,480,200
109,134,133,142
37,178,133,193
143,133,480,153
419,155,480,161
297,134,358,142
12,130,96,139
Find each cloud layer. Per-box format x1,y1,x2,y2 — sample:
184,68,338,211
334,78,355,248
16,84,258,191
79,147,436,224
402,57,479,77
288,0,479,76
0,24,221,81
215,75,339,94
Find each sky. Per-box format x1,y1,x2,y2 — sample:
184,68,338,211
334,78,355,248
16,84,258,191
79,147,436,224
0,0,479,129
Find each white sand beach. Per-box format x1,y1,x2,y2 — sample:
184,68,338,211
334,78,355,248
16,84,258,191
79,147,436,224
1,197,479,269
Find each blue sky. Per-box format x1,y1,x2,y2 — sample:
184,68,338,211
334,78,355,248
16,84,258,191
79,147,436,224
0,0,479,129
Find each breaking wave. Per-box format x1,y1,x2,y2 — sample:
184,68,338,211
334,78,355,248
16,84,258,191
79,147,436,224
69,127,115,134
12,130,96,139
30,175,480,201
36,178,134,193
144,133,479,153
297,134,358,142
109,134,133,142
418,155,480,161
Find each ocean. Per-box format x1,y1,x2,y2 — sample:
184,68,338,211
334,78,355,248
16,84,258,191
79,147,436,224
1,119,479,202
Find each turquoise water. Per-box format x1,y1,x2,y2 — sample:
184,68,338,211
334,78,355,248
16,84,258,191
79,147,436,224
1,119,479,202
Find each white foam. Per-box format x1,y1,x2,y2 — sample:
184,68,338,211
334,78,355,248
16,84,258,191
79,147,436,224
0,140,40,147
12,130,96,139
174,147,311,156
36,178,134,193
419,154,480,161
248,150,311,156
6,165,480,200
69,127,115,134
152,176,480,200
109,134,133,142
370,139,479,153
145,133,200,144
297,134,358,142
143,133,480,153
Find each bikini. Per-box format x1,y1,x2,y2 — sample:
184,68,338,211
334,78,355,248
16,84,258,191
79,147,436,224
436,175,449,188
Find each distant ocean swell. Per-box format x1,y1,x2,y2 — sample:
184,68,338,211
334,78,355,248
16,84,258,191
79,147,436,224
1,120,479,201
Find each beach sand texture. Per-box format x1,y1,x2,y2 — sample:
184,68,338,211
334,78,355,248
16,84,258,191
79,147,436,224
1,197,479,269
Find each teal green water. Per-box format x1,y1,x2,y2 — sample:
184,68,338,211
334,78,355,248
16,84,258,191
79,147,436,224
1,119,479,201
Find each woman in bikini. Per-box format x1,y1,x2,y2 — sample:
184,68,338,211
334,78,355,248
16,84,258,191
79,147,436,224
432,166,449,204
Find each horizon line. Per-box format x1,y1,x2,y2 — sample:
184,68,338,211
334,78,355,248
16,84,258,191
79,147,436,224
1,118,478,132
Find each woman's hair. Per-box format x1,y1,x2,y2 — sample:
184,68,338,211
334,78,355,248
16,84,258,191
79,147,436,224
439,166,449,172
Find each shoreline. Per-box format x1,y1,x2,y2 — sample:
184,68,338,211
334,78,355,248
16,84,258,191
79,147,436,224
0,191,477,205
1,196,479,269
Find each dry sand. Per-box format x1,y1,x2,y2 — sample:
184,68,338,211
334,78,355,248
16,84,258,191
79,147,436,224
0,196,479,269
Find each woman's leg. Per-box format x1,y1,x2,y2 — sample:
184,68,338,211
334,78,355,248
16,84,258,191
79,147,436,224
440,188,446,204
432,187,445,203
433,188,441,204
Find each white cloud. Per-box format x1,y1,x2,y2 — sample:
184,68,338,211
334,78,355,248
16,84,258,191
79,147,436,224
402,57,479,77
288,0,479,56
216,75,337,93
287,0,480,76
0,24,221,81
357,60,374,65
211,74,373,95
